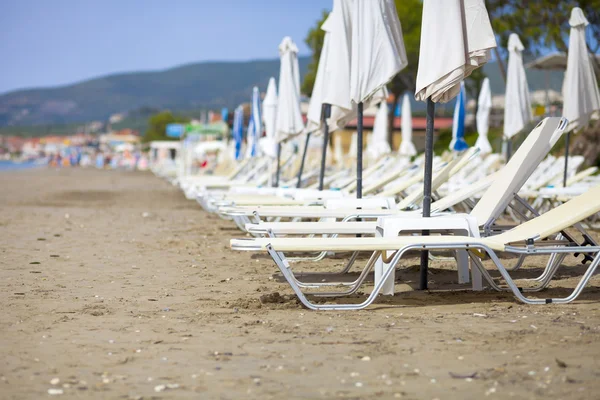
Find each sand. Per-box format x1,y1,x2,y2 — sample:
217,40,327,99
1,168,600,399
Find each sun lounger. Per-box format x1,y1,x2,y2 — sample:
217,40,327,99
231,185,600,310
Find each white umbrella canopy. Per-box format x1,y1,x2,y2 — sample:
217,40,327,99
305,0,354,133
399,93,417,156
245,86,262,158
562,7,600,133
275,37,304,142
367,101,391,160
350,0,408,105
475,77,493,154
503,33,532,139
306,4,333,134
261,77,278,158
415,0,496,103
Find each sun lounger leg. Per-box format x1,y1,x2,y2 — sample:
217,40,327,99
485,247,600,304
265,245,411,311
291,252,376,289
470,256,483,291
291,251,359,281
457,250,470,284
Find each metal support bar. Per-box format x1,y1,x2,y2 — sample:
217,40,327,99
357,102,364,198
275,143,282,187
318,103,332,191
420,98,435,290
563,131,570,187
296,133,311,188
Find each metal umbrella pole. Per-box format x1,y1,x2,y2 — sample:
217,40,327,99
356,102,364,198
296,133,311,188
505,138,512,161
419,98,435,290
318,103,332,191
275,143,282,187
563,132,570,187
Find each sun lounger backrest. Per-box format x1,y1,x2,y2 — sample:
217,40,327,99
568,167,598,186
430,171,498,213
470,117,567,226
484,185,600,250
397,148,478,209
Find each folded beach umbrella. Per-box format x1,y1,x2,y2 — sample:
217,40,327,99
276,37,304,141
275,36,304,186
245,86,262,159
321,0,354,131
415,0,496,289
303,0,354,189
303,7,333,189
475,77,493,155
398,93,417,157
261,77,278,159
245,117,256,159
349,0,408,198
232,105,244,161
367,101,391,160
563,7,600,132
305,8,332,136
415,0,496,103
503,33,532,148
562,7,600,186
450,82,469,151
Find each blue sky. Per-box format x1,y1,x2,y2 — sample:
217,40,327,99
0,0,331,94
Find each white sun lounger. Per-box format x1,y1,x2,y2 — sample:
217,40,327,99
231,185,600,310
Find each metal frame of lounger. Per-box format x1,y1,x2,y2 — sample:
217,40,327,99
231,184,600,310
251,240,600,310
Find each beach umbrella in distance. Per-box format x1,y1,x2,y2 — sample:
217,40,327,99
367,101,391,161
275,37,304,186
450,82,469,151
415,0,496,289
562,7,600,186
475,77,493,155
398,93,417,157
245,117,256,159
261,78,278,159
503,33,532,159
350,0,408,198
232,106,244,161
221,108,229,124
245,86,262,159
261,78,278,185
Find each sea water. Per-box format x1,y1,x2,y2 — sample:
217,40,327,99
0,159,45,171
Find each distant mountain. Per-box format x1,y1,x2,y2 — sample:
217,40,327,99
0,57,310,127
0,55,565,129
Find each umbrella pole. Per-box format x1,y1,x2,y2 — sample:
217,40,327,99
419,98,435,290
357,102,364,199
275,143,282,187
296,133,311,188
563,132,570,187
318,103,331,191
504,138,512,161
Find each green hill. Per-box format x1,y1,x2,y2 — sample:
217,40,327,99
0,55,566,132
0,57,310,127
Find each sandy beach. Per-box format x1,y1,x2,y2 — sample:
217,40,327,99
1,168,600,399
